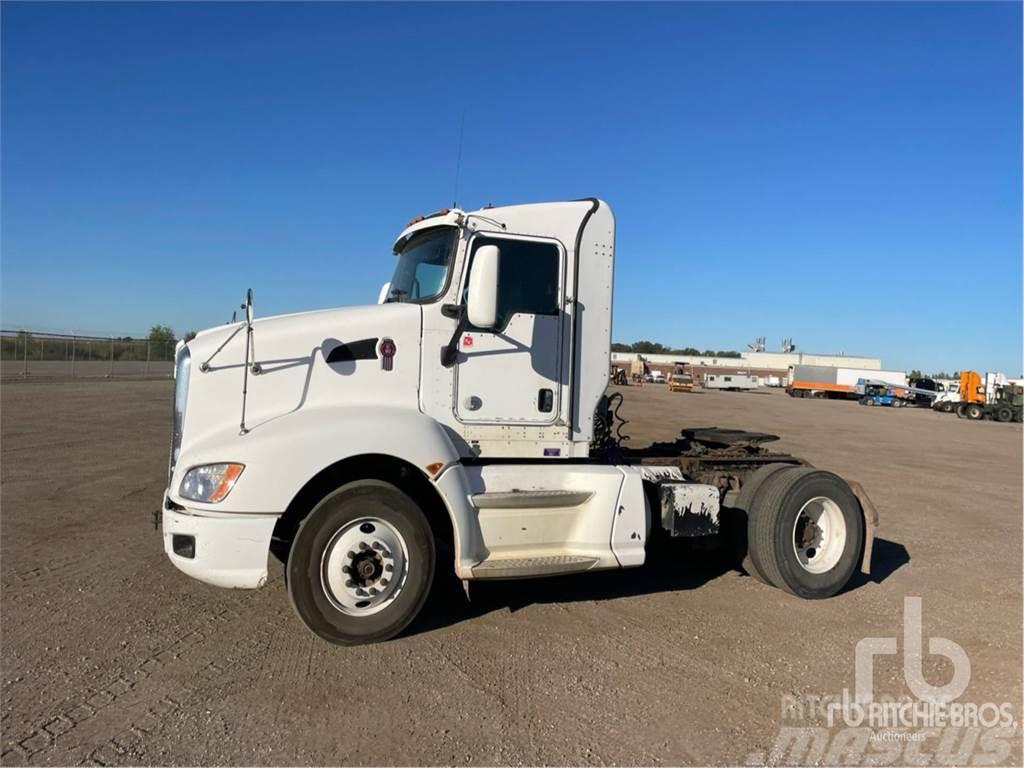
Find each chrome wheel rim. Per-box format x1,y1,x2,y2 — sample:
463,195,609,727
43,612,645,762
792,496,846,574
320,517,409,616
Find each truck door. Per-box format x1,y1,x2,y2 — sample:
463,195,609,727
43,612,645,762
455,234,564,425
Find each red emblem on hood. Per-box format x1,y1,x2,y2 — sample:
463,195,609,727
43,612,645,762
379,338,396,371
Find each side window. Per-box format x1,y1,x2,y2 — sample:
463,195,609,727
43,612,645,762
465,237,560,330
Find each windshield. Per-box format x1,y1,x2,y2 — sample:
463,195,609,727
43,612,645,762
386,227,456,303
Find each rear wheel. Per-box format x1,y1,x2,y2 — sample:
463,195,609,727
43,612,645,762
287,480,435,645
729,462,794,586
748,468,864,598
995,405,1013,423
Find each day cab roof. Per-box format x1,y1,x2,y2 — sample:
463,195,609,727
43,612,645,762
391,198,611,254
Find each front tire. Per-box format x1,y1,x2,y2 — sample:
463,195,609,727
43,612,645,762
965,403,984,420
287,480,435,645
749,468,864,599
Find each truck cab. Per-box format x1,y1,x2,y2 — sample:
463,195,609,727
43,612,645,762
163,199,875,645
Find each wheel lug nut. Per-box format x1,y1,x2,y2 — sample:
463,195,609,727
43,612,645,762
345,579,354,588
346,551,355,559
385,564,394,572
372,542,382,550
359,542,369,550
342,565,350,573
369,587,378,595
381,578,389,586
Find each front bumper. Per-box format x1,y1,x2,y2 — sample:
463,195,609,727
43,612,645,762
162,503,278,589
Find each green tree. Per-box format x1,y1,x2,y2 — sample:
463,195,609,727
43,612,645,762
148,325,177,362
148,325,176,344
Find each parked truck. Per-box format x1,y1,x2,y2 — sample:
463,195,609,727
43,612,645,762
162,199,877,645
787,365,907,400
950,371,1022,422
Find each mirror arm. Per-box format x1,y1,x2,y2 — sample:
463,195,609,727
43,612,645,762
440,304,467,368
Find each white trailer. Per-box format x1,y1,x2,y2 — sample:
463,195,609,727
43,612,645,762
788,365,907,399
162,199,878,645
703,372,760,391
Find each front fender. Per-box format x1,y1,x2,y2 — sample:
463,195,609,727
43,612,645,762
170,404,461,514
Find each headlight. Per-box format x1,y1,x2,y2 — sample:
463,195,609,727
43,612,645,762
179,463,244,503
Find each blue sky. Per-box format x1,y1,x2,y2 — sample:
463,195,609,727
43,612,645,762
2,2,1021,374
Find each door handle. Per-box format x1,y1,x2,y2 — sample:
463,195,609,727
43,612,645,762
538,389,553,413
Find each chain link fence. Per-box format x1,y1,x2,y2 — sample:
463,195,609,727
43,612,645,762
1,330,176,379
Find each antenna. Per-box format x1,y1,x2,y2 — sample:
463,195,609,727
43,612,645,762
452,111,465,208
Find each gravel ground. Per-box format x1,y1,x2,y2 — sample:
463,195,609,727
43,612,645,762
2,380,1021,766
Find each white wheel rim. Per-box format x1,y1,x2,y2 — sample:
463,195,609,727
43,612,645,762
320,517,409,616
792,496,846,574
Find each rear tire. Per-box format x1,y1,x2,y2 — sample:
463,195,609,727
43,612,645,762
287,480,436,645
748,468,864,599
995,405,1013,423
729,463,794,586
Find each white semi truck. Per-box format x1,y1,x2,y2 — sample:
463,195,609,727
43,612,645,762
162,199,878,645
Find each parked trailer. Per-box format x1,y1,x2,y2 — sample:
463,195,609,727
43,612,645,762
787,365,907,400
161,199,878,646
704,372,759,391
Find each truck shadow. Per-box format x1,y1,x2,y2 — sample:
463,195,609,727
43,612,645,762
408,536,909,638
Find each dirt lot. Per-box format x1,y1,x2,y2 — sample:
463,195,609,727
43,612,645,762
2,380,1021,766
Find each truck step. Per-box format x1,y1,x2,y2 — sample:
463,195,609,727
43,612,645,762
470,555,599,579
470,490,593,509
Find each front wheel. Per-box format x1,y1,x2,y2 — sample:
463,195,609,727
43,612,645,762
965,403,984,420
748,468,864,599
287,480,436,645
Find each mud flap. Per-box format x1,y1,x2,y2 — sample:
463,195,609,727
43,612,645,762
657,482,721,537
847,481,878,575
